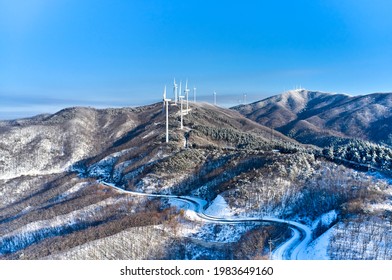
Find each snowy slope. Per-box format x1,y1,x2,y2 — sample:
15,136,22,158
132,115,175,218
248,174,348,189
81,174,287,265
204,195,234,218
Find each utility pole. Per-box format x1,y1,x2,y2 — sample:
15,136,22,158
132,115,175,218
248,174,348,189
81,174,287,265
269,239,273,259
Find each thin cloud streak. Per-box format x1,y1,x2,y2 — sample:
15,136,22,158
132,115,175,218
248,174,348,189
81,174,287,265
0,93,153,120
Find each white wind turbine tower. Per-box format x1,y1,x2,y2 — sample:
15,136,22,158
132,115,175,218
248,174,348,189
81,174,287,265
173,78,178,104
213,91,217,105
193,87,196,102
179,81,182,104
185,79,190,113
179,93,185,129
163,86,171,143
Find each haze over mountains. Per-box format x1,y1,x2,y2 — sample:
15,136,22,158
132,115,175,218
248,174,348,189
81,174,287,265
0,90,391,260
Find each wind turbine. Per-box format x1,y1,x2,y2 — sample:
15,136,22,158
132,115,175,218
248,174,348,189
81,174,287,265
179,94,184,129
213,91,217,105
163,86,171,143
179,81,182,104
173,78,178,104
193,87,196,102
185,79,190,113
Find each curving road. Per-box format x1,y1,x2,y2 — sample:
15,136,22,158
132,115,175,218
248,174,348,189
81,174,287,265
101,181,312,260
271,220,312,260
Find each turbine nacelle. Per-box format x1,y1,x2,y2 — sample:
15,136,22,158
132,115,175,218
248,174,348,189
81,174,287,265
163,86,171,102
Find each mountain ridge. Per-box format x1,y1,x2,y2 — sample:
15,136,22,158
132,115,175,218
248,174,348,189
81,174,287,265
233,89,392,146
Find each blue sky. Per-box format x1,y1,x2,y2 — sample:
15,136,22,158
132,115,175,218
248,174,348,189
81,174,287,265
1,0,392,119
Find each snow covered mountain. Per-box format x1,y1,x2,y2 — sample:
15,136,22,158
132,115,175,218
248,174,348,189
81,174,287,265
0,100,391,260
0,107,139,179
233,90,392,147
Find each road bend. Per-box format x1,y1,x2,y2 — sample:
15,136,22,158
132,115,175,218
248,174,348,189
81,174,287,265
101,181,312,260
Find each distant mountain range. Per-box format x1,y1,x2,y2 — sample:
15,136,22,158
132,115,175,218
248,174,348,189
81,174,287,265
233,90,392,147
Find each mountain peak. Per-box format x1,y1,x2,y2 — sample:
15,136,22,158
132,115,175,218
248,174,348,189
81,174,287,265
277,89,326,112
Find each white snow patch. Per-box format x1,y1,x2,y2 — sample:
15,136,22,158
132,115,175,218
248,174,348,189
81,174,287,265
301,226,334,260
62,182,89,197
142,131,155,139
369,202,392,212
205,195,234,218
184,210,202,222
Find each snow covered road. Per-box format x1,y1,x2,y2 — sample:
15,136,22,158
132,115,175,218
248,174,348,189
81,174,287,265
271,219,312,260
102,181,312,260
